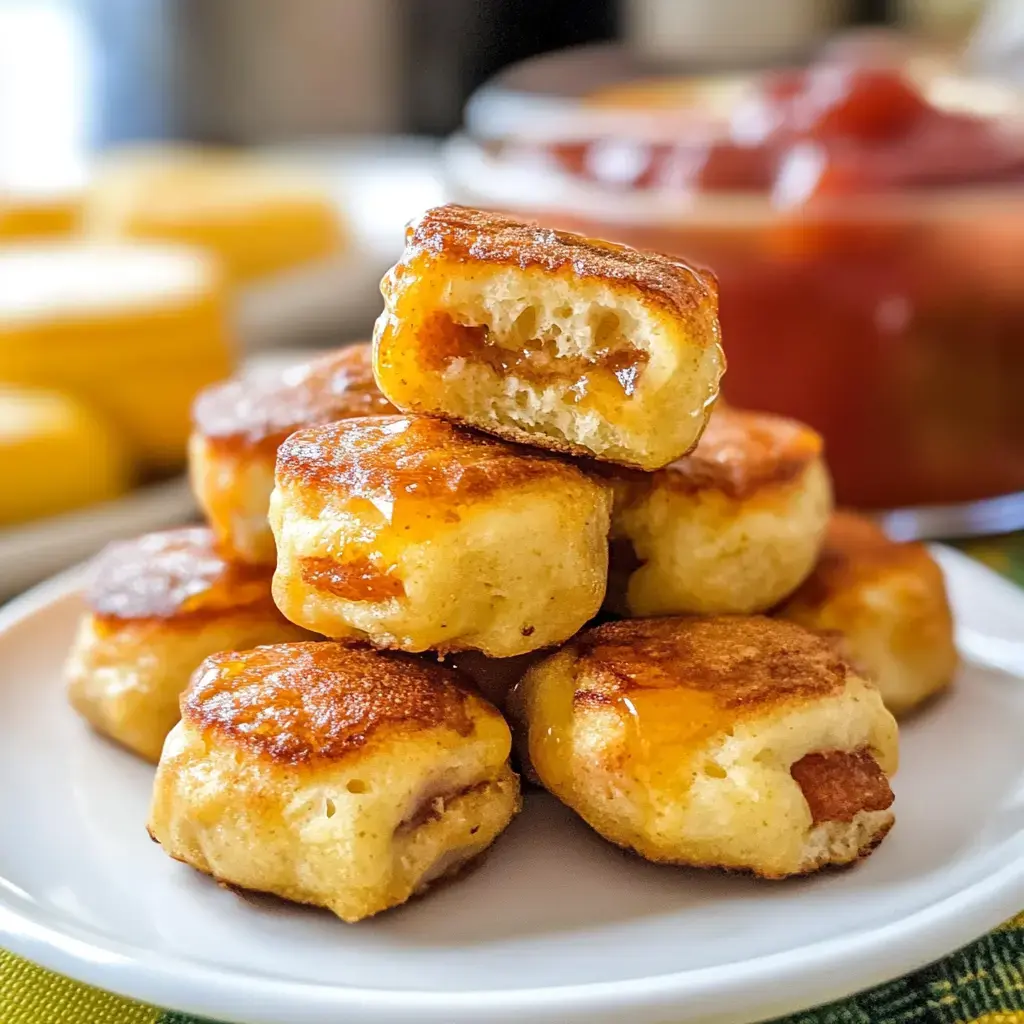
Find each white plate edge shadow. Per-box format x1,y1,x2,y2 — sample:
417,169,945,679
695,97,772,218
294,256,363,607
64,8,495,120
1,544,1023,1024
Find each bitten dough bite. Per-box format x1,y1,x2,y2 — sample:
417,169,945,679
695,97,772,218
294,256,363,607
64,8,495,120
373,204,724,471
776,512,957,716
605,407,832,616
270,414,613,657
65,527,313,762
512,616,898,877
189,343,394,564
148,642,520,922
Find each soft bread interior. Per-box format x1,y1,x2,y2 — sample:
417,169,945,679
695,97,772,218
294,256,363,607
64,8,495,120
378,262,721,468
439,268,710,461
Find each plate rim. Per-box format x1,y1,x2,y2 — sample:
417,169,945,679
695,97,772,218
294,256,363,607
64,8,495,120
2,546,1023,1024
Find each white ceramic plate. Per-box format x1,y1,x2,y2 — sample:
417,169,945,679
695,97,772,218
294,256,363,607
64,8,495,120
1,547,1023,1024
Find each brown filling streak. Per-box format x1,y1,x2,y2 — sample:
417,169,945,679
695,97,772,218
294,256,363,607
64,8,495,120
420,312,648,400
300,556,405,602
790,749,893,825
395,781,489,835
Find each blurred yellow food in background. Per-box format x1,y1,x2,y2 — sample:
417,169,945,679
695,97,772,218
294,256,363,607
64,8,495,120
0,386,130,525
0,242,234,470
0,191,80,240
83,147,343,284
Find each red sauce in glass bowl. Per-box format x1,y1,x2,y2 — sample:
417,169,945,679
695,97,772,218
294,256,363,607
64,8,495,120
544,65,1024,199
462,63,1024,510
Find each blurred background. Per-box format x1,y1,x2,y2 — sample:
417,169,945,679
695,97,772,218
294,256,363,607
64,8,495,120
0,0,1022,592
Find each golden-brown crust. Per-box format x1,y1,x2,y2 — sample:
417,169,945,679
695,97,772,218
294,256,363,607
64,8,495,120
87,527,277,623
569,616,848,711
605,407,823,501
275,414,591,503
191,343,393,453
182,641,485,764
400,205,719,324
790,749,894,825
785,512,937,610
193,837,498,913
420,408,606,462
595,818,894,879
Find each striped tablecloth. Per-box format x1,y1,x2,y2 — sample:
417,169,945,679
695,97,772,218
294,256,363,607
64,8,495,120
3,533,1023,1024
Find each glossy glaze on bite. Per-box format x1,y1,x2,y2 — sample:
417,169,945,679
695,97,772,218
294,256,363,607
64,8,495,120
515,615,898,876
525,615,858,803
275,414,584,507
271,414,612,656
184,642,478,764
188,344,395,566
570,616,848,715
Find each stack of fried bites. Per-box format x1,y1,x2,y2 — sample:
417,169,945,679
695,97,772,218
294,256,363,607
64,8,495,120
65,205,957,922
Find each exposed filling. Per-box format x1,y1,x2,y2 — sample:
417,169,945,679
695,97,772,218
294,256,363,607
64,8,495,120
395,780,489,835
790,749,893,825
419,311,649,403
300,555,405,602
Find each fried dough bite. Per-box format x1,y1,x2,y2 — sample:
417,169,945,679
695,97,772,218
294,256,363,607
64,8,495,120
65,527,313,762
775,512,957,716
373,205,724,470
270,415,613,656
148,641,520,922
605,407,832,616
189,343,393,564
512,616,898,878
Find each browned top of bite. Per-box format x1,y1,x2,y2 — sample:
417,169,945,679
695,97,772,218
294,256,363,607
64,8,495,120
783,511,940,610
192,343,393,452
276,414,596,504
183,641,482,763
399,204,718,324
570,616,849,712
657,407,823,500
87,527,277,622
